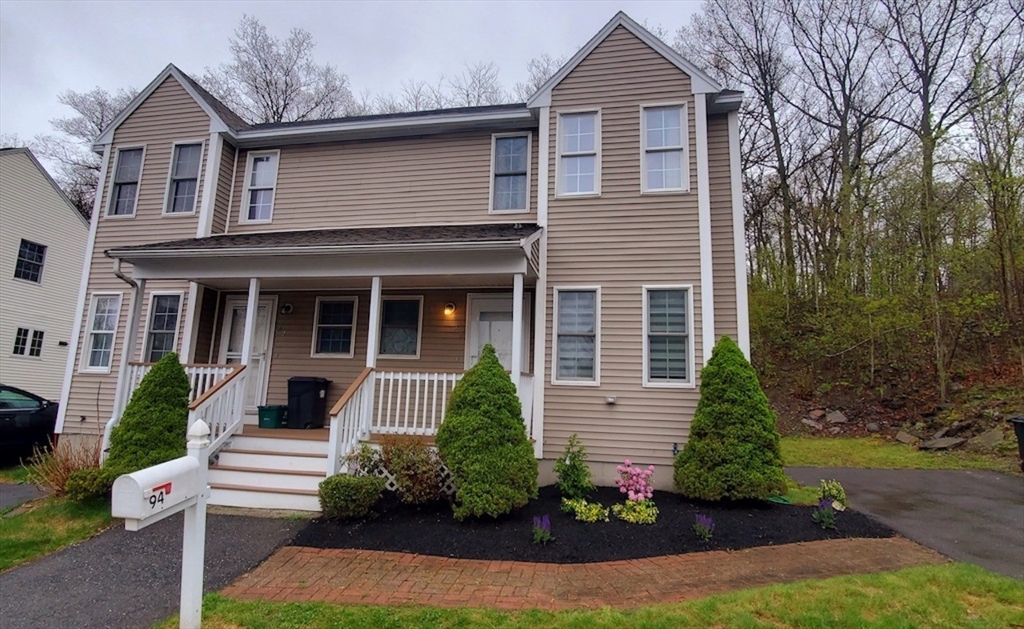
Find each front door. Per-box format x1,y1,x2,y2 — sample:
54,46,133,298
219,297,276,413
466,294,531,371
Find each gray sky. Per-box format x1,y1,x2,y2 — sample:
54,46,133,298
0,1,701,141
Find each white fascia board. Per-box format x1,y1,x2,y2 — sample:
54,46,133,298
108,239,526,261
527,11,723,108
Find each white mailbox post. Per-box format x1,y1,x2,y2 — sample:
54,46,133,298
111,420,211,629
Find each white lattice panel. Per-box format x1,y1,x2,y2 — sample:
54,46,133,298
350,445,456,496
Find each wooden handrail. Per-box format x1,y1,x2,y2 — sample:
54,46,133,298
188,365,247,411
373,368,466,375
330,367,374,416
130,361,235,368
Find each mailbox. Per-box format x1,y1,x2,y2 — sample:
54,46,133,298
112,456,201,531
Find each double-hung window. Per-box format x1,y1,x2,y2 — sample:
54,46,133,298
14,239,46,283
84,294,121,371
644,287,692,386
242,151,279,222
312,298,357,357
378,297,422,358
165,143,203,214
491,134,529,212
11,328,42,357
558,112,600,196
554,289,599,384
145,294,182,362
109,148,144,216
642,105,687,192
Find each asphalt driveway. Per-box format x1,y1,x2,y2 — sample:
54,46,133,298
788,467,1024,579
0,511,305,629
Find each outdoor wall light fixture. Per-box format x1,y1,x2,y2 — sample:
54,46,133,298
444,303,457,316
280,303,294,315
605,396,617,405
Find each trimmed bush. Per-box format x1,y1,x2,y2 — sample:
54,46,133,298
674,336,787,501
66,466,120,502
379,435,444,505
435,344,538,520
553,434,594,500
319,474,386,519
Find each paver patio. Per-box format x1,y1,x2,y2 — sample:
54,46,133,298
222,537,945,610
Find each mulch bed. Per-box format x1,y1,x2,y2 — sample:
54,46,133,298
292,485,894,564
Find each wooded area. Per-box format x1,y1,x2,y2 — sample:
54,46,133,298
677,0,1023,401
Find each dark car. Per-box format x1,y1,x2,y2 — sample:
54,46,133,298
0,384,58,458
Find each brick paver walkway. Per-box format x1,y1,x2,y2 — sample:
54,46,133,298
222,537,945,610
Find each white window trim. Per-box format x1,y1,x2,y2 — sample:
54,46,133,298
310,296,358,359
551,286,601,386
142,291,184,363
11,327,45,360
640,102,690,194
161,139,206,216
239,149,281,224
488,132,533,214
79,292,123,373
377,295,424,360
105,145,147,219
642,285,695,389
554,109,602,199
13,238,46,285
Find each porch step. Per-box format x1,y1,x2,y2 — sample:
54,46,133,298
209,483,320,512
209,465,324,492
218,449,327,472
227,435,329,456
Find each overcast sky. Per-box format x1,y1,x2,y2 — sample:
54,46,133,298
0,1,701,141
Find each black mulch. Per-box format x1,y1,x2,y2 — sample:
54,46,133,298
292,485,895,564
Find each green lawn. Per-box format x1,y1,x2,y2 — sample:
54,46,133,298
0,497,113,571
0,464,33,484
781,436,1020,473
155,564,1024,629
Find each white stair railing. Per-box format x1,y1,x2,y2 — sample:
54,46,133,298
187,366,248,454
326,368,375,476
372,371,463,436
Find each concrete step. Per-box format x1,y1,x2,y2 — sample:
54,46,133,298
209,483,320,512
227,435,329,456
208,466,324,492
217,450,327,473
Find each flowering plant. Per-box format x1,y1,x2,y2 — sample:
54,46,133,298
693,513,715,541
811,499,844,529
819,479,847,506
612,499,659,524
532,514,553,544
615,459,655,502
560,497,610,522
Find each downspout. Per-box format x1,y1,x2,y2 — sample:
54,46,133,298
100,257,145,461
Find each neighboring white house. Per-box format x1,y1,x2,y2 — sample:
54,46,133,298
0,148,89,400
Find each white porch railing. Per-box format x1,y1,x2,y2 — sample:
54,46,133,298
372,371,464,436
187,365,248,454
326,367,375,476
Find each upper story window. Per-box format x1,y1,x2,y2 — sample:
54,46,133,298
553,288,600,384
558,111,600,196
14,239,46,283
108,147,144,216
242,151,280,223
642,105,688,193
491,134,530,213
83,293,121,372
378,297,423,359
312,297,357,357
643,287,692,387
165,143,203,214
145,293,182,362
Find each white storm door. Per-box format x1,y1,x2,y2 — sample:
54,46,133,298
466,295,531,371
219,297,276,411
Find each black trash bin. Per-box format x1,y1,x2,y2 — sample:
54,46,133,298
287,377,332,429
1008,414,1024,473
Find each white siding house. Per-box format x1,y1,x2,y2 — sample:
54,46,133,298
0,148,89,400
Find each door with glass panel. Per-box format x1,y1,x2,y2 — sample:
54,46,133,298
218,297,276,412
466,295,531,371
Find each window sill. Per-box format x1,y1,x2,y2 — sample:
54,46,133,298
550,378,600,387
79,366,113,375
161,210,198,217
488,208,531,215
554,192,601,200
641,188,689,196
239,218,273,225
11,277,43,287
377,354,421,360
310,353,356,359
104,213,137,220
643,380,695,389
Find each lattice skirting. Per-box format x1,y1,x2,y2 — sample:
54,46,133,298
350,445,457,496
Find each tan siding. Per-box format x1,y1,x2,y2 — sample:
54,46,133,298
0,151,88,399
63,76,211,434
543,26,704,467
709,114,738,342
192,286,219,363
211,142,236,235
229,130,538,232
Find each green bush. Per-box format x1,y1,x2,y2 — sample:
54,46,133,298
674,336,787,501
379,435,444,505
612,499,659,524
65,467,119,502
319,474,386,519
435,344,538,520
553,434,594,500
819,479,847,505
560,497,609,523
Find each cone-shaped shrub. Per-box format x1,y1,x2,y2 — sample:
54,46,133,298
674,336,786,501
436,344,538,520
67,353,190,501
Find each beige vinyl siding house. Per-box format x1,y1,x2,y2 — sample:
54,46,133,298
0,149,88,400
57,12,748,507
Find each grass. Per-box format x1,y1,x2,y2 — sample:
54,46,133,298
781,436,1020,474
0,464,33,484
155,563,1024,629
0,497,113,571
783,477,820,505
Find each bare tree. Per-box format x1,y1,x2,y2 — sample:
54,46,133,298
201,14,358,124
445,62,506,107
512,54,567,101
0,132,27,148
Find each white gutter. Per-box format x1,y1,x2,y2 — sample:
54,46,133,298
107,239,532,260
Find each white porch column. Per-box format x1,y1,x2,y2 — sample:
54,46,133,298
240,278,260,365
366,276,382,368
511,273,524,395
112,278,146,418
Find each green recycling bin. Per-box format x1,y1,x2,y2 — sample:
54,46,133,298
257,405,288,429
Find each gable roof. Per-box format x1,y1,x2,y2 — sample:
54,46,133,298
527,11,724,108
0,147,90,227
